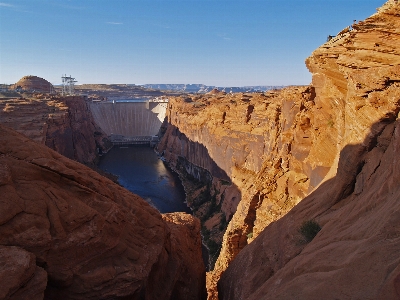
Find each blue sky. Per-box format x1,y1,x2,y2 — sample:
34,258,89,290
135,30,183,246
0,0,385,86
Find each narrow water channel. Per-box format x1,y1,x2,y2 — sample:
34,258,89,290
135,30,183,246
98,144,210,270
98,145,190,214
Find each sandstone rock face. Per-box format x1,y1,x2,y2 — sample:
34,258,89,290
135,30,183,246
216,1,400,299
159,1,400,298
159,86,334,295
162,213,207,300
0,124,205,299
0,246,47,300
0,95,111,164
13,75,54,93
218,119,400,300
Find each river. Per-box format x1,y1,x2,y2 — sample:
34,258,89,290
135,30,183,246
98,145,210,270
97,145,190,214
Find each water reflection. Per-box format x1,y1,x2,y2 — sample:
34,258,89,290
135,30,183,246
98,145,190,213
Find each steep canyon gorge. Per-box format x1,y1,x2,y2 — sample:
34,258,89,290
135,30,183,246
158,1,400,298
1,1,400,299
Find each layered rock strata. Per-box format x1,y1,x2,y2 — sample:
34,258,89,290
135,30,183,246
218,118,400,299
0,124,205,299
0,245,47,300
0,95,111,164
158,1,400,298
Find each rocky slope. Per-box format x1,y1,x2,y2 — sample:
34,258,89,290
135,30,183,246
0,94,111,165
216,2,400,299
218,119,400,299
0,124,206,299
12,75,54,93
158,1,400,298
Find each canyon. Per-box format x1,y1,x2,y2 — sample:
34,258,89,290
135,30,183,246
157,1,400,298
0,124,206,299
0,87,111,165
0,0,400,299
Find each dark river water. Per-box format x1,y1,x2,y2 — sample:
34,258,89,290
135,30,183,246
98,144,210,270
98,145,191,214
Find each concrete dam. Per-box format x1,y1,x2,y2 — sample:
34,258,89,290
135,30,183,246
88,100,168,145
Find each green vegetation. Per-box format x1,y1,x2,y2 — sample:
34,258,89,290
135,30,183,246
299,220,321,243
247,232,253,239
220,179,231,186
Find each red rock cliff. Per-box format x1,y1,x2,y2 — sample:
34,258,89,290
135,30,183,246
217,1,400,299
0,124,206,299
158,1,400,298
0,95,111,165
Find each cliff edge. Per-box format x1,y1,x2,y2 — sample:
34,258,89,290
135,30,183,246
157,1,400,298
218,1,400,299
0,124,205,299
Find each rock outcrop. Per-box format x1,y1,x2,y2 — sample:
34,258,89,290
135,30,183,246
218,118,400,299
0,124,205,299
0,95,111,164
0,246,47,300
12,75,54,93
158,1,400,298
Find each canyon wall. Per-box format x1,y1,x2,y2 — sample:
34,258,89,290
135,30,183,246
217,2,400,299
0,124,206,299
0,95,111,165
158,1,400,298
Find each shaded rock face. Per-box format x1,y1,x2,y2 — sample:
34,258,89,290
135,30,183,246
0,124,205,299
159,86,333,295
45,96,111,164
218,119,400,300
13,75,54,93
0,95,111,164
0,246,47,300
158,1,400,299
216,1,400,299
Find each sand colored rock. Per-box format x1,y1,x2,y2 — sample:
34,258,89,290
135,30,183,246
159,85,334,296
158,1,400,298
13,75,54,93
216,1,400,299
218,118,400,300
0,95,110,164
0,124,205,299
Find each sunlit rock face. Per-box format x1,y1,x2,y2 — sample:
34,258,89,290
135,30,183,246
159,1,400,299
216,1,400,299
13,75,54,93
0,124,206,300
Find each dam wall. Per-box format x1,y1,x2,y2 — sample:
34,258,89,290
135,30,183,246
88,101,168,139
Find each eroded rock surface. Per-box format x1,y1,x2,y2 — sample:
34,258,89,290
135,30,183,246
218,119,400,300
12,75,54,93
0,95,110,164
158,1,400,298
217,1,400,299
0,124,205,299
0,246,47,300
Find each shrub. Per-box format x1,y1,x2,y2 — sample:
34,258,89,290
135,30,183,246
299,220,321,243
247,232,253,239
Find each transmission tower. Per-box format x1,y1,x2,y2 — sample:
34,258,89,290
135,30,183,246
61,74,77,95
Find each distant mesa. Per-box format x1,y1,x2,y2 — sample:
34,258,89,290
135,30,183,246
208,88,222,95
13,75,54,93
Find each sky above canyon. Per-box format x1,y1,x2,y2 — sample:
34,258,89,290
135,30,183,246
0,0,385,86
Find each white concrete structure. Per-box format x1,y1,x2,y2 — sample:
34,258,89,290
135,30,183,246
89,101,168,142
